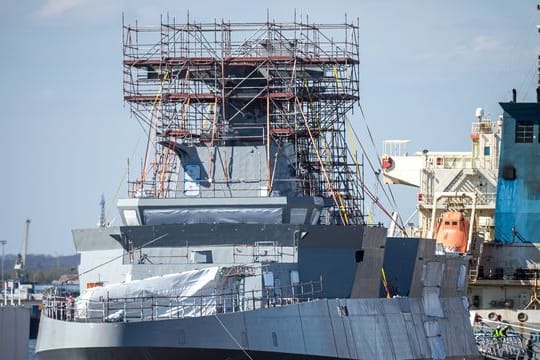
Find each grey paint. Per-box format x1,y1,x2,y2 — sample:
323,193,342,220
296,226,387,299
73,227,122,251
118,195,325,226
172,144,300,198
350,226,387,298
298,224,372,298
381,237,421,296
38,225,479,359
114,223,370,250
298,247,358,298
36,296,480,359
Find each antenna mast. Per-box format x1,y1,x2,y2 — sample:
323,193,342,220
98,194,106,227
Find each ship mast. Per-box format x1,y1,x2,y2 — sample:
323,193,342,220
98,194,106,228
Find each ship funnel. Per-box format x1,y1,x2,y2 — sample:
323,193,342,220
512,88,517,103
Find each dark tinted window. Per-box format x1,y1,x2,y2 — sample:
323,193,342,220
515,121,533,143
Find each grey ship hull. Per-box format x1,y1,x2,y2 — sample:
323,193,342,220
36,345,337,360
36,297,480,360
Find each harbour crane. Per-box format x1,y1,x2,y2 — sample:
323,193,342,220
13,219,30,281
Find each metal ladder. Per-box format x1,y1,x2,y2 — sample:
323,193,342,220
468,232,485,283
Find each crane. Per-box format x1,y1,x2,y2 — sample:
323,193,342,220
13,219,30,281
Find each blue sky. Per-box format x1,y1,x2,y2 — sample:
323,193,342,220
0,0,537,255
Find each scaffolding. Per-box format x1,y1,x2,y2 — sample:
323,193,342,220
122,16,363,224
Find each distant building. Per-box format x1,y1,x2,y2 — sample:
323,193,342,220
53,274,79,285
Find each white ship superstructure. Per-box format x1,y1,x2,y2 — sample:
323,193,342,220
382,108,500,243
382,105,540,332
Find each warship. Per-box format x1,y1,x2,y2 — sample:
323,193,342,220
35,17,480,359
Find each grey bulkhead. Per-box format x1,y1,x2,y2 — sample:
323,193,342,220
173,143,299,198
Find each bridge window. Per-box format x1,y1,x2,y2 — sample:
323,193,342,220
515,121,533,143
191,250,213,264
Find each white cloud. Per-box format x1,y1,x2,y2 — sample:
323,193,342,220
417,35,502,63
35,0,88,19
465,35,502,54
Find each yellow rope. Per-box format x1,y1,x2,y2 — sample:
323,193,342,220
332,66,340,92
333,66,405,229
295,97,346,225
381,268,391,298
208,97,219,182
333,66,378,225
345,120,374,224
178,70,191,131
141,69,169,184
301,80,349,224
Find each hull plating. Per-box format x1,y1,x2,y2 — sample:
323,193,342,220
36,298,481,360
36,347,340,360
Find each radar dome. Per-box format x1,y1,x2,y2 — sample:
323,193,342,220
475,107,484,118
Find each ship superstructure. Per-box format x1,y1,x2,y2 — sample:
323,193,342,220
383,109,499,237
380,9,540,338
74,18,368,290
380,6,540,330
121,18,362,223
382,101,540,327
382,109,500,270
35,17,479,360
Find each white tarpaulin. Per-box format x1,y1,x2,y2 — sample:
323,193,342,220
76,267,234,320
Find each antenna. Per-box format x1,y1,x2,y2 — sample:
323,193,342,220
99,194,106,227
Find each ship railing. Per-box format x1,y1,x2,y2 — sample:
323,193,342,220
474,327,528,359
471,120,494,135
128,178,327,199
418,192,496,206
41,279,323,323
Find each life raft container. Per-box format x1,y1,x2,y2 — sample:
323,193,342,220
381,154,393,170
